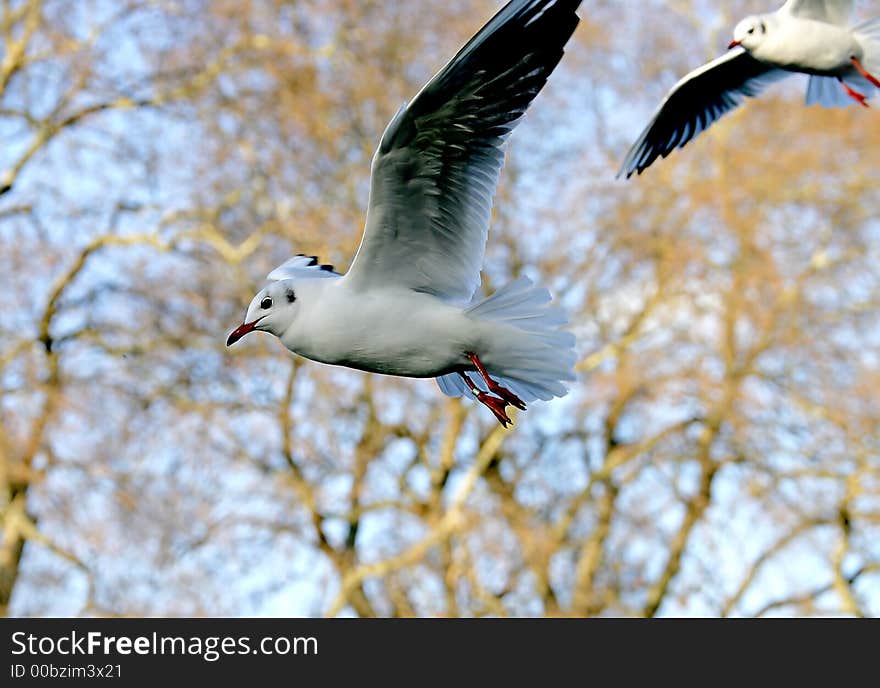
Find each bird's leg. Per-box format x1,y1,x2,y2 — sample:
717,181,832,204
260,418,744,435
458,371,513,427
838,77,870,107
851,56,880,89
466,352,527,411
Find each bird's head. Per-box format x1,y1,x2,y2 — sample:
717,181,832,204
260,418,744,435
227,280,300,346
730,15,769,50
227,254,339,347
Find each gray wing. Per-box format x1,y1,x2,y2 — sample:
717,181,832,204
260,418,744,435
342,0,581,303
619,48,788,178
780,0,852,25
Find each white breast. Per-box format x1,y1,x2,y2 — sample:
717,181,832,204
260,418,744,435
281,282,478,378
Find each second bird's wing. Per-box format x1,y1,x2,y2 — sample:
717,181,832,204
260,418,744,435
618,47,788,178
779,0,852,26
342,0,581,303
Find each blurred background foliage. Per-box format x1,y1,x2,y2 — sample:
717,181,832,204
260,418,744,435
1,0,878,616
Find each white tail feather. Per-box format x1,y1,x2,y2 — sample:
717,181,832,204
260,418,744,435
805,74,865,107
436,277,576,403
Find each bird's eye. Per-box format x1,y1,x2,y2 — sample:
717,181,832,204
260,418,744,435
260,296,273,309
748,27,754,34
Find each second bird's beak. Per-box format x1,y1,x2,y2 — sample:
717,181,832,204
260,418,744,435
728,40,741,49
226,318,263,346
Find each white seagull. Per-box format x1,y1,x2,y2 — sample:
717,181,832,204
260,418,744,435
619,0,880,178
227,0,581,427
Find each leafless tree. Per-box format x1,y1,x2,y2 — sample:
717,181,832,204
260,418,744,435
1,0,877,617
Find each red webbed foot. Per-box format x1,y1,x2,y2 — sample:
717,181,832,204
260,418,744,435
457,370,515,427
466,353,527,411
475,392,513,428
851,56,880,89
839,76,870,107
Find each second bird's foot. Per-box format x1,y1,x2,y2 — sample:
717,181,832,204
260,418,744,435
851,56,880,89
839,76,870,107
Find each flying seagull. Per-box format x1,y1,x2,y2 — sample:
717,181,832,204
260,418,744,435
619,0,880,178
227,0,581,427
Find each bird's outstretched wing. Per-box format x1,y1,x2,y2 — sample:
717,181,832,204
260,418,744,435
780,0,852,26
618,48,788,178
342,0,581,303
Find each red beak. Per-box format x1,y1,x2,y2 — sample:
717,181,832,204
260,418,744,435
728,40,741,49
226,318,263,346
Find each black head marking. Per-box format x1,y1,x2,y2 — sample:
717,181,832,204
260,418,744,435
286,288,296,303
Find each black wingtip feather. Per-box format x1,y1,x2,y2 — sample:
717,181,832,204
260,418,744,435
383,0,582,151
295,253,335,272
618,50,784,178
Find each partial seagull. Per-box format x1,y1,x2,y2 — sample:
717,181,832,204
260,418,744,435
227,0,581,427
619,0,880,178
